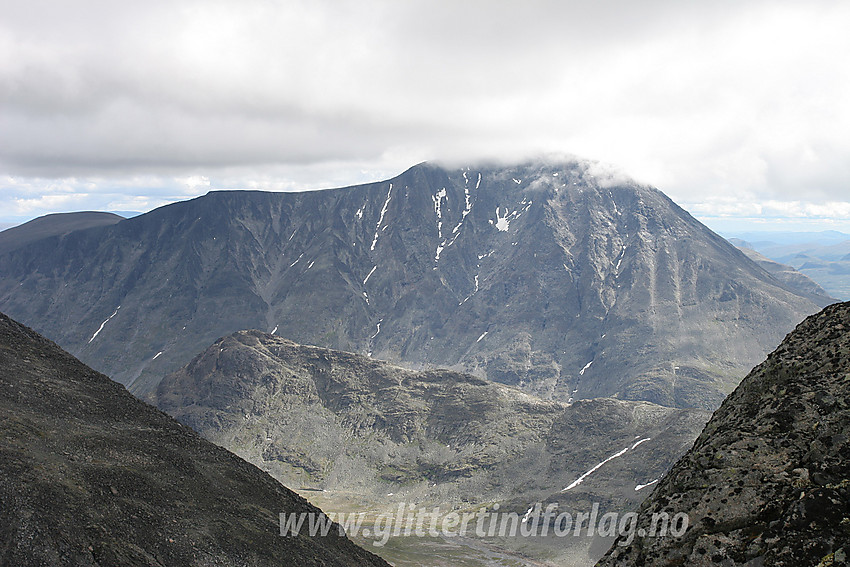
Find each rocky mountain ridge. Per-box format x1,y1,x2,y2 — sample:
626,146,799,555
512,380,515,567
596,301,850,566
0,159,823,409
149,329,711,565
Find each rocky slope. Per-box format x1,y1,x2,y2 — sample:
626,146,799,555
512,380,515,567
0,312,389,567
149,329,711,565
0,159,821,408
596,301,850,566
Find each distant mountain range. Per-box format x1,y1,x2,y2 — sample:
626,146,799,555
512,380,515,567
0,311,389,567
729,241,835,305
0,159,824,409
726,231,850,300
597,301,850,566
726,230,850,248
0,211,124,256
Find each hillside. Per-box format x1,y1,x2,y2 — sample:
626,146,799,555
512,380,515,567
0,312,389,567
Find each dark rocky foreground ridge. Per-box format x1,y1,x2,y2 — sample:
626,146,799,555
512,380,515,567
0,159,824,408
0,312,389,567
596,301,850,566
150,329,711,565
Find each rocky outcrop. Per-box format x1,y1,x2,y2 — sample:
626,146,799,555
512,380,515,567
596,302,850,566
0,312,389,567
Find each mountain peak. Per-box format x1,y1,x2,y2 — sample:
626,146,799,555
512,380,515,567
0,160,821,408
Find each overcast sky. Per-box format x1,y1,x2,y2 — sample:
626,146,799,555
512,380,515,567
1,0,849,232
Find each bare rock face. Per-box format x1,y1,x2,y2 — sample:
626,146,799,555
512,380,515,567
0,159,822,408
149,329,711,564
596,302,850,566
0,312,389,567
150,330,709,507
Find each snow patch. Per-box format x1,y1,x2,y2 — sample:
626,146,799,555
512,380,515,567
494,207,510,231
435,244,445,262
431,188,449,263
363,265,377,285
562,437,651,492
579,360,593,375
271,326,278,335
152,351,162,360
635,479,659,491
476,331,488,342
370,320,382,339
562,447,629,491
371,184,393,251
288,253,304,268
88,306,120,344
450,184,472,236
614,245,627,271
432,187,447,236
433,184,473,264
491,200,532,232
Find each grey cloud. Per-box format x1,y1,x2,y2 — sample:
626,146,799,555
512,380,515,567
1,0,849,220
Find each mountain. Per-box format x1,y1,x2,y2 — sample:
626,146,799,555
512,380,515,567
0,211,124,256
786,255,850,302
725,230,850,249
0,159,821,408
596,301,850,566
148,329,711,566
0,311,389,567
730,241,835,306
